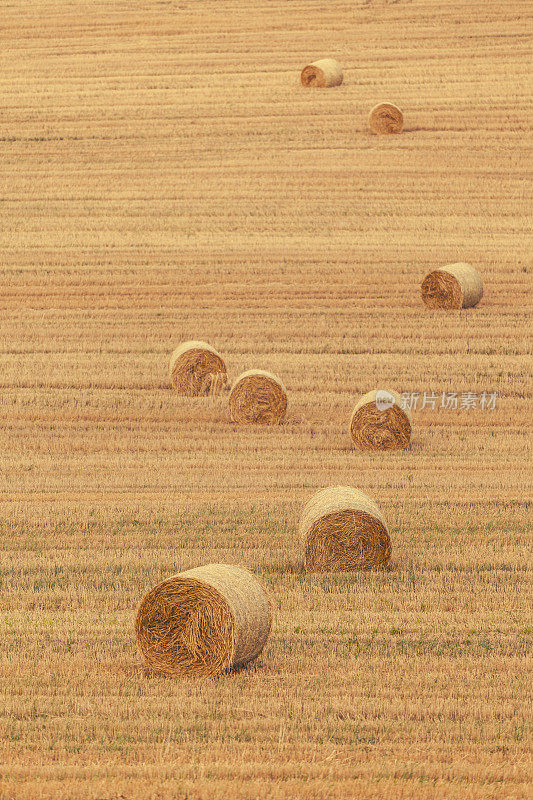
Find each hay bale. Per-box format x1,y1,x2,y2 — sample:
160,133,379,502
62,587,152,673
421,263,483,309
350,389,412,451
169,340,227,395
300,58,343,87
369,102,404,134
135,563,272,678
300,486,391,572
229,370,287,425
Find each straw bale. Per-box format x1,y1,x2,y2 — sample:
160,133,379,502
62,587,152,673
229,370,287,425
350,389,412,451
301,58,343,87
421,263,483,309
369,102,403,134
300,486,391,571
169,340,227,395
135,563,272,677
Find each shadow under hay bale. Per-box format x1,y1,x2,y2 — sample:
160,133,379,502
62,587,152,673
135,564,272,678
300,58,343,88
229,369,287,425
350,389,412,451
369,102,404,134
300,486,392,572
169,340,227,395
421,263,483,309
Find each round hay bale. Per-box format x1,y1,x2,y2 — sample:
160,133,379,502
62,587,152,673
350,389,412,451
421,263,483,309
300,486,391,572
135,563,272,678
169,340,227,395
229,370,287,425
300,58,343,88
369,102,404,134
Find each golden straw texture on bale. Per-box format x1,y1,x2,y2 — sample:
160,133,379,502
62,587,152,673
421,263,484,309
350,389,412,451
369,102,404,134
300,486,391,572
229,370,287,425
300,58,343,88
135,564,272,678
169,340,227,395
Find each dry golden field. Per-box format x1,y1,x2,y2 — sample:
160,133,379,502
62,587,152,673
0,0,531,798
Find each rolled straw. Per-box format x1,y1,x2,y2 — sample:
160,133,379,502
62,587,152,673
350,389,412,451
229,370,287,425
421,263,483,309
300,486,391,572
300,58,343,88
169,340,227,395
369,102,403,134
135,564,272,678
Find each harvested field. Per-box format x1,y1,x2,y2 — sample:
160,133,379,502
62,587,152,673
0,1,531,799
